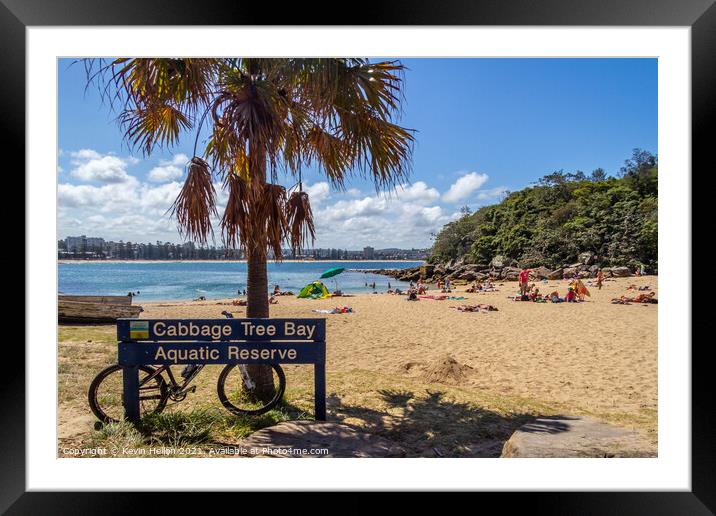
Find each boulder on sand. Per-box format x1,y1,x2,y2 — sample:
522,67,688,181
610,266,632,277
530,266,552,280
547,268,564,280
501,416,654,458
562,266,578,278
501,266,521,281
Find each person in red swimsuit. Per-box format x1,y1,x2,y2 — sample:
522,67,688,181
518,268,531,296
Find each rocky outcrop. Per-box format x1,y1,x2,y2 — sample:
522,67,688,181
547,268,564,280
530,266,552,279
500,416,654,458
501,266,521,281
605,266,632,277
364,257,636,283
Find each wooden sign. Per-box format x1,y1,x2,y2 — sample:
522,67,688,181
116,318,327,422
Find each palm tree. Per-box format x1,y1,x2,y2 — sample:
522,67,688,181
86,58,414,397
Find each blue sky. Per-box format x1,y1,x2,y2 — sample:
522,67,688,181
58,58,657,248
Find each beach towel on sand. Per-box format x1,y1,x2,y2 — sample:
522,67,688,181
312,306,353,314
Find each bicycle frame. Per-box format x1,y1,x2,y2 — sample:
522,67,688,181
143,363,255,394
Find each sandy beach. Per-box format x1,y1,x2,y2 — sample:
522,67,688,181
144,275,658,421
58,275,657,457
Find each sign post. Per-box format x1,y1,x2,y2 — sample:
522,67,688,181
117,318,327,423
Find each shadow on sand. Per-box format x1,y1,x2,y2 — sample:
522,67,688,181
326,389,570,457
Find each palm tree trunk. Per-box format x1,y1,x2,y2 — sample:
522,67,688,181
243,146,276,400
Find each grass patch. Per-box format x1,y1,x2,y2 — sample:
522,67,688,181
89,421,145,454
142,408,217,446
59,324,656,457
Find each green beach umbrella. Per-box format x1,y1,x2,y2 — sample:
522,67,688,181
319,267,345,279
320,267,345,293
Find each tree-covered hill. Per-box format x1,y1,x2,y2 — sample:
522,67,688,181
429,149,658,273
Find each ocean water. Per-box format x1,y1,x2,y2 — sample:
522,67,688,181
58,261,423,301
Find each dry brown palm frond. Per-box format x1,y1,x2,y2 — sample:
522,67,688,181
258,183,289,260
286,191,316,254
170,157,217,243
220,172,251,249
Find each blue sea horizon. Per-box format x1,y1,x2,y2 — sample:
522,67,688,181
58,260,423,301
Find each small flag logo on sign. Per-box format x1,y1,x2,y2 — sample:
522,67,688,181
129,320,149,339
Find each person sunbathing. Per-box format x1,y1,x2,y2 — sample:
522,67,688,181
529,286,540,301
466,281,481,293
633,292,657,303
612,292,657,304
452,303,498,312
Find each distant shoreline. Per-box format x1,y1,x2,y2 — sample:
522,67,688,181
58,259,425,264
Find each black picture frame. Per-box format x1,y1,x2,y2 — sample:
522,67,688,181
4,0,708,511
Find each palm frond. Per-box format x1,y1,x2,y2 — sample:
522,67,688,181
220,172,250,249
120,103,192,156
170,157,217,243
287,191,316,254
258,184,289,260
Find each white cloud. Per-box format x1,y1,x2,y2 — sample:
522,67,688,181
442,172,489,203
318,196,389,222
58,153,471,248
68,149,136,184
392,181,440,204
303,182,330,205
58,177,141,212
147,154,188,183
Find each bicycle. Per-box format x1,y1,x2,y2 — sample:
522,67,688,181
88,311,286,424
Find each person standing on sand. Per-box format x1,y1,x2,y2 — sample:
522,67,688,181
596,269,605,290
518,268,531,296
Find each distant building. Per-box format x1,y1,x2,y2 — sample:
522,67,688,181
363,246,375,259
65,235,104,252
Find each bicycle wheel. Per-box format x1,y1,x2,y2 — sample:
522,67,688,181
88,364,168,424
217,364,286,416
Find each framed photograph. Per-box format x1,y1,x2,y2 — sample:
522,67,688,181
7,0,708,509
